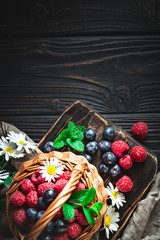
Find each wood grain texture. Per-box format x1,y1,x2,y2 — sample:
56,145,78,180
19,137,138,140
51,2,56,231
0,0,160,37
38,101,158,240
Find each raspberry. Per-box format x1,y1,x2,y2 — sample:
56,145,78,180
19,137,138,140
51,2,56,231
67,209,79,223
56,171,72,181
130,146,147,163
74,208,79,217
132,122,148,139
67,217,76,223
67,221,82,239
54,232,70,240
75,182,85,191
31,169,45,186
26,191,38,207
111,141,129,158
119,155,133,170
21,178,36,195
116,175,133,192
13,208,28,226
10,191,25,207
77,211,89,225
38,182,55,197
54,207,63,219
54,179,68,194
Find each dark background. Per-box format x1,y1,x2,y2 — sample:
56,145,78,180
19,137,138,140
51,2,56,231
0,0,160,170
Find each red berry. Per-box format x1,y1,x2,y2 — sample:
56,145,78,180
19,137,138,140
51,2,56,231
54,207,63,219
77,211,89,225
75,182,85,191
111,141,129,158
130,146,147,163
132,122,148,139
26,190,38,207
67,221,82,239
119,155,133,170
21,178,36,195
54,232,70,240
67,217,76,223
67,208,79,223
10,191,25,207
56,171,72,181
31,169,45,186
116,175,133,192
13,208,28,226
38,182,55,197
54,179,68,194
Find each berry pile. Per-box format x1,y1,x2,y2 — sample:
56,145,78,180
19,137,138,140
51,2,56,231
10,170,88,240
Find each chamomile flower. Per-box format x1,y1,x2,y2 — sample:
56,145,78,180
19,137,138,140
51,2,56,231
6,131,36,154
0,170,9,183
106,182,126,209
104,205,120,239
0,136,24,161
39,157,64,182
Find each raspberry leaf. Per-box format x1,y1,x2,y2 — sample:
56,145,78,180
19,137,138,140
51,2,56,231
68,189,89,204
66,138,84,152
63,203,75,220
91,202,103,211
83,207,95,225
81,187,96,206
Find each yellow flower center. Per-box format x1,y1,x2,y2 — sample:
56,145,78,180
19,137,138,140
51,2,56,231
47,166,56,175
5,147,13,154
105,215,111,227
112,191,117,199
18,140,24,145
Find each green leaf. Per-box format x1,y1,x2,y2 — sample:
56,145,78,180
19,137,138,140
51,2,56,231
62,203,75,220
83,207,95,225
70,126,86,141
66,138,84,152
3,176,13,186
53,140,65,149
0,200,6,211
68,189,89,204
68,121,75,132
81,187,96,206
54,129,70,144
12,171,17,177
90,208,100,218
91,202,103,211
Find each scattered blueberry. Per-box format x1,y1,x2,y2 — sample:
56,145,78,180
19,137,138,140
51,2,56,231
84,128,96,141
99,163,109,174
36,210,45,220
83,153,92,163
37,234,53,240
45,220,55,233
44,141,55,153
27,208,37,221
37,197,48,210
102,152,117,165
86,141,99,155
109,164,121,177
54,219,68,233
99,140,111,152
43,189,57,203
103,127,116,141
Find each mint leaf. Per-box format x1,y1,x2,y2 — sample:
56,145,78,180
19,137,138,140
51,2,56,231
0,200,6,211
91,202,103,211
90,207,100,218
83,207,95,225
70,126,86,141
68,189,89,204
81,187,96,206
3,176,13,186
66,138,84,152
54,129,70,144
68,121,75,133
63,203,75,220
53,140,65,149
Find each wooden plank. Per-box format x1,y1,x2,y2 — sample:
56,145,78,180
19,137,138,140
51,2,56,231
0,36,160,115
37,101,158,240
0,0,160,37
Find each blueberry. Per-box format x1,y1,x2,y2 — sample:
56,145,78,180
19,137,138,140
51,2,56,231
54,219,68,233
44,141,55,153
36,210,45,220
109,164,121,177
45,220,55,233
43,188,57,203
99,140,111,152
102,152,117,165
83,153,92,163
103,127,116,141
27,208,37,221
86,141,99,155
37,235,52,240
37,197,49,210
84,128,96,141
99,163,109,174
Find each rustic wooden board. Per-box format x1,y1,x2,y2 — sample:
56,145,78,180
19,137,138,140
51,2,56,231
38,101,158,240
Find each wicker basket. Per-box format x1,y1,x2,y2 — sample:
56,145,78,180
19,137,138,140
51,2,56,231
6,151,108,240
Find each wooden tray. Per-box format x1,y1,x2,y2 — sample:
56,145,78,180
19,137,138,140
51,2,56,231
38,101,158,240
